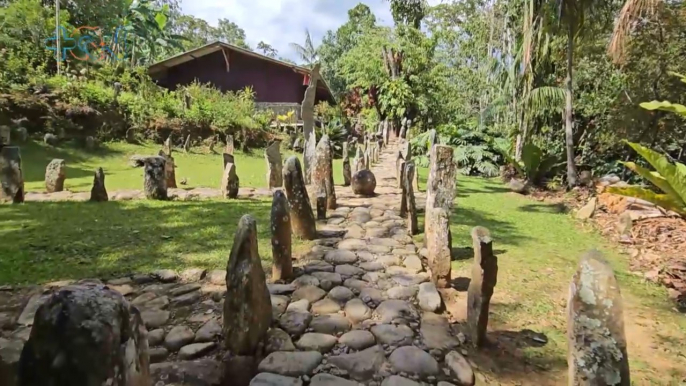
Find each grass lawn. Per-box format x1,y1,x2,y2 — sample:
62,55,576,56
19,140,347,192
0,198,312,284
414,170,686,385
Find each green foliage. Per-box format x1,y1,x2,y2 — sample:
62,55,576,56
608,141,686,216
500,143,561,184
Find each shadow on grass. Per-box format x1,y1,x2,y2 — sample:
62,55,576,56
449,205,530,249
518,202,568,214
0,198,281,284
19,140,125,184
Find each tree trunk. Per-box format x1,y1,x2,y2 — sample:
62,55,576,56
565,24,578,189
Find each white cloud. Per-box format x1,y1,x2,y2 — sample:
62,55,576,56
181,0,445,61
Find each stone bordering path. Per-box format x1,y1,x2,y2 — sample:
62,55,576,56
21,186,277,202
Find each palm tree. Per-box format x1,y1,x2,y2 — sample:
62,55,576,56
608,0,662,63
289,29,319,67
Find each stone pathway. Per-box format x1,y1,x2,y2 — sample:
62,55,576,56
0,141,475,386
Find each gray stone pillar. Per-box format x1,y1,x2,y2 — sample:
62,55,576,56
467,227,497,347
283,156,317,240
0,146,24,204
225,134,235,155
265,140,283,189
17,284,151,386
301,64,320,184
425,207,451,288
403,162,418,235
342,157,352,187
354,146,365,173
143,156,167,200
312,135,336,210
45,159,66,193
425,145,456,237
271,190,292,281
221,162,239,199
158,150,176,189
567,251,630,386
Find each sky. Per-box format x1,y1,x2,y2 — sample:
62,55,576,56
181,0,444,61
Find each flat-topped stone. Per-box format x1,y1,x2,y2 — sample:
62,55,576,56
339,330,376,350
325,250,358,265
371,324,414,346
312,298,342,314
295,333,338,353
388,346,439,378
310,314,351,334
250,373,303,386
310,374,360,386
328,345,386,381
292,285,327,303
257,351,323,377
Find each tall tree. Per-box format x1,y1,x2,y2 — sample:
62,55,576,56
289,29,319,67
214,18,249,49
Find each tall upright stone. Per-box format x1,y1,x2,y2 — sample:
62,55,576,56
425,208,451,288
183,134,191,153
383,120,390,145
0,146,24,204
467,227,497,347
45,159,66,193
354,146,365,173
0,126,10,145
302,64,321,184
403,162,418,235
283,156,317,240
395,152,404,188
223,153,235,170
225,134,235,155
89,167,108,202
265,140,283,189
222,162,239,199
163,134,173,155
143,156,167,200
17,284,151,386
223,215,272,356
401,140,411,161
428,129,437,152
342,157,352,187
158,150,176,189
567,251,630,386
271,190,292,282
312,135,337,210
425,145,457,236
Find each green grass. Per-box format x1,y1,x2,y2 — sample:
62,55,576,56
414,170,686,384
0,198,311,284
19,140,346,192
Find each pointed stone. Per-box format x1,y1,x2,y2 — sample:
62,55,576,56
283,156,317,240
567,251,630,386
467,227,497,347
223,215,272,355
221,162,239,199
0,146,24,203
312,135,337,210
265,140,283,188
271,190,292,281
89,167,108,202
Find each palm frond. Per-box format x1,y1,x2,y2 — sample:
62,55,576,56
608,0,661,63
524,86,566,115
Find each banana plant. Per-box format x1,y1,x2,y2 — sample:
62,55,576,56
499,143,561,185
607,141,686,216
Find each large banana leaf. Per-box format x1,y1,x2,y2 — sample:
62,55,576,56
640,101,686,116
620,161,683,205
606,186,686,216
625,141,686,204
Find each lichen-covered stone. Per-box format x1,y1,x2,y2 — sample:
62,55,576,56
17,284,150,386
221,162,239,199
425,145,456,237
351,170,376,197
45,159,66,193
343,157,351,186
0,147,24,204
354,146,365,173
425,208,451,288
225,135,235,155
283,156,316,240
467,227,497,347
271,190,292,281
402,162,418,235
316,191,327,220
312,135,336,210
89,167,108,202
158,150,176,189
223,215,272,355
265,140,283,189
143,156,167,200
302,64,320,184
567,251,630,386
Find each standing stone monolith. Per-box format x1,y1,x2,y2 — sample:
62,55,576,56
0,126,10,145
221,162,239,199
223,215,272,356
163,134,173,155
428,129,437,152
312,135,336,210
223,153,235,170
183,134,191,153
271,190,292,282
343,157,352,187
17,284,151,386
567,251,630,386
90,167,108,202
404,162,418,235
383,120,390,145
265,140,283,189
425,207,451,288
467,227,497,347
143,156,167,200
45,159,66,193
0,146,24,204
354,146,365,173
158,150,177,189
397,160,406,190
225,134,235,155
316,191,327,220
401,140,411,161
395,151,404,188
425,145,457,236
283,156,317,240
302,64,320,184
